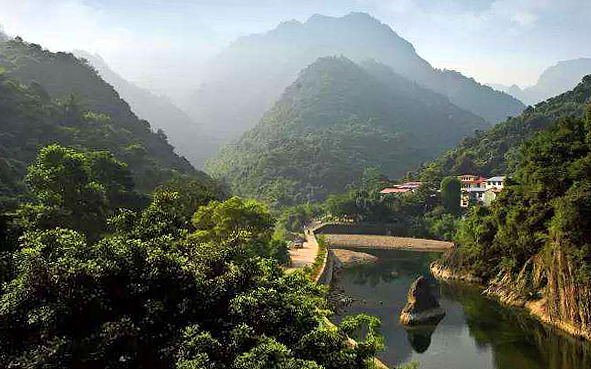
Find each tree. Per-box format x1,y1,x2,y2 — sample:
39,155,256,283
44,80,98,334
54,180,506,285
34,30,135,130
191,196,275,244
0,196,382,368
360,167,390,191
154,177,225,223
17,145,144,239
23,145,108,236
191,196,289,264
440,176,461,216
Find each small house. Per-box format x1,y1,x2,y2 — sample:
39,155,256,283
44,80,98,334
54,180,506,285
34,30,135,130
460,187,488,207
485,176,505,189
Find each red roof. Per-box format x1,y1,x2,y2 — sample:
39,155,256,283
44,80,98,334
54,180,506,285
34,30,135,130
380,188,411,194
402,181,423,187
462,177,487,184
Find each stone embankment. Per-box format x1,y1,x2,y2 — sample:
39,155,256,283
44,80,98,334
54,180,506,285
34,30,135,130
430,260,591,341
325,234,453,252
430,261,484,284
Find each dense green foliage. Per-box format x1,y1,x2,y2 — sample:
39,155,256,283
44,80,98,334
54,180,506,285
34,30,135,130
15,145,147,240
191,196,290,265
0,147,384,368
0,37,204,209
451,108,591,281
207,56,489,206
417,75,591,182
319,168,459,241
441,106,591,336
440,177,461,216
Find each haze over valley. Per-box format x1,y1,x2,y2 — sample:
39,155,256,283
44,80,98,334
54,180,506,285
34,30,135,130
1,2,591,368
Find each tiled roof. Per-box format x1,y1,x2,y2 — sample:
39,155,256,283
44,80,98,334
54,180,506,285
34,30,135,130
402,181,423,186
486,176,506,182
380,188,411,194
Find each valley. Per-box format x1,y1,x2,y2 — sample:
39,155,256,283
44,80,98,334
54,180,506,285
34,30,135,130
1,5,590,369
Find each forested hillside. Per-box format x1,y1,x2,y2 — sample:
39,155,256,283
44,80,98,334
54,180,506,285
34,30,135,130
417,75,591,181
207,56,489,206
438,103,591,339
72,50,222,167
187,12,524,144
0,37,207,208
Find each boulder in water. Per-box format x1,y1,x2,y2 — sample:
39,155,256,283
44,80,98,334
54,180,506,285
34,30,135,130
400,276,445,325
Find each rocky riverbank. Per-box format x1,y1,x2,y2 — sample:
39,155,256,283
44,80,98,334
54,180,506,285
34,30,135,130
332,249,378,268
430,260,591,341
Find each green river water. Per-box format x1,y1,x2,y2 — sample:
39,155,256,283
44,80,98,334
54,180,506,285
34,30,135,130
329,249,591,369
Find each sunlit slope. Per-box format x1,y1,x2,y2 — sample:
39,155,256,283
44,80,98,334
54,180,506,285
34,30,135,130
0,37,208,205
206,57,489,205
418,75,591,181
72,50,221,168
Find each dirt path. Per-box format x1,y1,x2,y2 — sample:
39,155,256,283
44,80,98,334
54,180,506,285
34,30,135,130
285,230,319,273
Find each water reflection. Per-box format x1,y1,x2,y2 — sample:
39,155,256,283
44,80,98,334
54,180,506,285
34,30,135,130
330,249,591,369
404,324,439,353
442,282,591,369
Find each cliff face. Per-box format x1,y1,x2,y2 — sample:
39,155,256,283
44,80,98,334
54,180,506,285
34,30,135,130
544,248,591,339
432,247,591,341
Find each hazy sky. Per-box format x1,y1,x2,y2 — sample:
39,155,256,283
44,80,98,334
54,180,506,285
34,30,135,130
1,0,590,99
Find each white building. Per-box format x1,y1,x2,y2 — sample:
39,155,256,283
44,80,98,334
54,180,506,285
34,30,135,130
485,176,505,190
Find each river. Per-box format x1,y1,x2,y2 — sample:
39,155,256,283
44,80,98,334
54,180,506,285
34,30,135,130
329,249,591,369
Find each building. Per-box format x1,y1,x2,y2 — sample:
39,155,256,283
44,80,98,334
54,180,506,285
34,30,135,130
458,174,479,182
380,187,412,194
458,175,487,189
380,181,423,195
482,176,506,206
459,175,506,207
485,176,505,189
460,187,488,207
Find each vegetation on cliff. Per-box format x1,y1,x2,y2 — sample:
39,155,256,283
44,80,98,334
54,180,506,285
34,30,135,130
443,103,591,337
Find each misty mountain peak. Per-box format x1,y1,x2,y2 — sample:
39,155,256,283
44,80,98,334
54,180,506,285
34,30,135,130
188,12,523,140
306,12,380,26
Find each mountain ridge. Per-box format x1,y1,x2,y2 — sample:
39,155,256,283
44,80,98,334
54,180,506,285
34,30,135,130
206,56,489,206
186,12,524,147
71,50,221,168
491,58,591,105
418,74,591,181
0,36,208,205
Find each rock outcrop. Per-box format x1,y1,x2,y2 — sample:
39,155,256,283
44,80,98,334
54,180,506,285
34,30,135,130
400,276,445,325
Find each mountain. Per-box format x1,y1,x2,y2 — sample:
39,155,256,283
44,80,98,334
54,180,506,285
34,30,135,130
71,50,221,168
0,37,208,207
418,74,591,181
206,56,489,206
187,12,524,144
492,58,591,106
